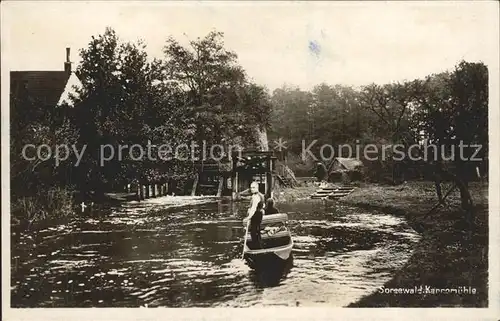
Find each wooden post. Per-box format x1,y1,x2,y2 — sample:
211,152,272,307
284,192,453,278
145,185,150,199
139,185,145,200
266,172,273,200
152,184,157,197
216,176,223,197
191,173,199,196
234,172,239,200
231,155,237,200
231,173,236,200
136,184,141,201
264,157,270,199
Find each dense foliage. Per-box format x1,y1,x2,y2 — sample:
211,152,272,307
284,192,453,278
10,27,487,222
70,28,273,194
10,28,273,222
268,61,488,212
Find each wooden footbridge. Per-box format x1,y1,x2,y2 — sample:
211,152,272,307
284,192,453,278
310,185,357,200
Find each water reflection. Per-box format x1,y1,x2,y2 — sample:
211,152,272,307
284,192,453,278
11,198,420,307
249,255,294,288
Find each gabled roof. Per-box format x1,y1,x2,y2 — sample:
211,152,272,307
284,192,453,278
57,73,82,105
328,157,364,172
10,71,71,107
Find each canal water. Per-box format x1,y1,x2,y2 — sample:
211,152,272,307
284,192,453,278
11,199,420,307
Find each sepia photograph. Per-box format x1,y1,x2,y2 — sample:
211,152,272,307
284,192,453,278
2,1,499,320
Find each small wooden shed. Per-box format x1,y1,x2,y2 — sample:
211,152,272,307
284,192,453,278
327,157,365,182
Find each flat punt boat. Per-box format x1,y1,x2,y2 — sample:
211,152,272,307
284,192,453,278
242,213,293,269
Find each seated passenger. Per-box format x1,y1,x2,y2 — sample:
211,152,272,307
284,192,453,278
265,198,279,215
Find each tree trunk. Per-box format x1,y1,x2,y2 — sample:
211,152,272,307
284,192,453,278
254,126,269,151
455,160,474,218
434,180,444,204
457,179,473,211
434,162,444,204
433,141,445,204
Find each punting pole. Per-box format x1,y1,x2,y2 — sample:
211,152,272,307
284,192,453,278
242,220,250,259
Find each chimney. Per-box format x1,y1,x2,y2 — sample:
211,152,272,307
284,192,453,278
64,47,71,75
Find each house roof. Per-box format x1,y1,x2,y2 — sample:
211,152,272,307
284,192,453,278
329,157,364,172
10,71,71,107
57,73,82,105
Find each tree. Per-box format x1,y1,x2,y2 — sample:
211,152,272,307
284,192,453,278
10,85,78,198
358,81,421,184
72,27,191,194
413,61,488,215
162,30,272,151
269,86,314,154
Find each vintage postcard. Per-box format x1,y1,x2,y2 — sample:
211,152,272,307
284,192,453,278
2,1,499,320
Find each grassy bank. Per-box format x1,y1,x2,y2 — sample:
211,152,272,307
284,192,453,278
341,181,488,307
273,185,318,203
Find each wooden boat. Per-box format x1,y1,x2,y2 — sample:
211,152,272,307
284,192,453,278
242,213,293,269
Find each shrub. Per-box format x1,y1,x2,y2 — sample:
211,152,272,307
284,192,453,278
350,170,363,181
11,187,75,225
277,152,316,177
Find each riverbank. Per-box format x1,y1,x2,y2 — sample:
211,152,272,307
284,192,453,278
11,190,221,230
124,194,219,210
274,185,319,203
340,181,488,307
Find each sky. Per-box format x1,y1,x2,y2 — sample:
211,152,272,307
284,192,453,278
2,1,498,91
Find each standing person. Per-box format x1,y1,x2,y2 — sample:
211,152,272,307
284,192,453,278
246,182,265,248
314,162,327,182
